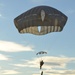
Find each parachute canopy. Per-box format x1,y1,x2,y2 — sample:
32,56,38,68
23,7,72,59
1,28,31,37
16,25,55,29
36,51,47,55
14,5,68,35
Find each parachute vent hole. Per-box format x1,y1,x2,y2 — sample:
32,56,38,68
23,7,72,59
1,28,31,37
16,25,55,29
38,26,41,32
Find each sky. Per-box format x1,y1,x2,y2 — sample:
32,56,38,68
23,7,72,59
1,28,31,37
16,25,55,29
0,0,75,75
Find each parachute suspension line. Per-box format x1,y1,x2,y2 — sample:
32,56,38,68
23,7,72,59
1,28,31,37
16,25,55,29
41,56,43,61
36,51,47,62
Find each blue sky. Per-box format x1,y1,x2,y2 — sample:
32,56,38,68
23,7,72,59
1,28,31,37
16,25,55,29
0,0,75,75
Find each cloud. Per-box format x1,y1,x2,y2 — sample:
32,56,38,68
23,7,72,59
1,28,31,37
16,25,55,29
1,70,20,75
0,14,3,18
32,74,40,75
32,70,75,75
13,56,75,69
13,58,40,68
13,56,75,75
0,40,33,52
0,54,10,61
45,69,75,75
42,56,75,69
0,66,1,69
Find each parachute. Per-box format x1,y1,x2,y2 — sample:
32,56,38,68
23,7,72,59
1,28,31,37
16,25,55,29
14,5,68,35
36,51,47,70
36,51,47,59
36,51,47,55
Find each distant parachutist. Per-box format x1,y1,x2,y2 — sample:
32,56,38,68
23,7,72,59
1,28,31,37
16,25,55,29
40,60,44,69
36,51,46,69
41,71,43,75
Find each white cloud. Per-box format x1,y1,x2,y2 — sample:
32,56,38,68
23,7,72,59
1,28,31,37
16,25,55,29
32,74,40,75
32,70,75,75
0,40,33,52
42,56,75,68
13,56,75,69
13,64,28,67
45,69,75,75
0,66,1,69
13,58,40,68
1,70,20,75
13,56,75,75
0,54,10,60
